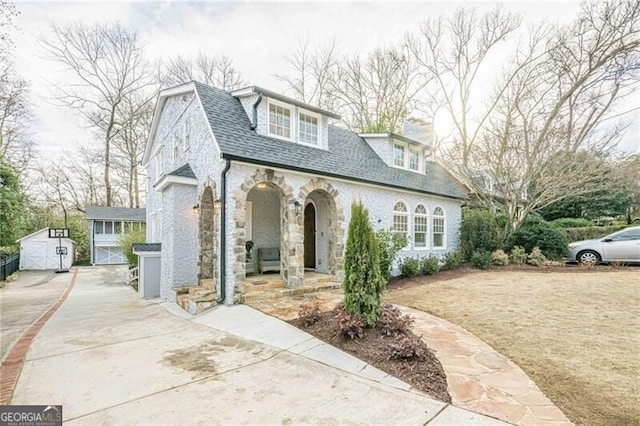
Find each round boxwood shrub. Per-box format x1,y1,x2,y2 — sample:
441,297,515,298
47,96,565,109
506,221,569,260
400,257,420,277
471,250,492,269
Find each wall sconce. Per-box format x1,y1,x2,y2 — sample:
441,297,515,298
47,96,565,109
192,204,200,216
294,201,302,215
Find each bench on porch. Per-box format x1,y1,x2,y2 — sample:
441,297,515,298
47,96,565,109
258,247,280,274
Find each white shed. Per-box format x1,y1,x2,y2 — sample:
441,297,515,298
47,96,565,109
17,228,75,270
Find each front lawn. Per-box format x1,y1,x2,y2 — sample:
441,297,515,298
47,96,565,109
385,268,640,426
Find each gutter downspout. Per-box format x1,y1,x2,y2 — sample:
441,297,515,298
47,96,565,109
217,158,232,304
249,93,263,130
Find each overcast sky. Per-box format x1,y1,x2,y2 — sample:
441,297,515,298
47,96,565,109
10,1,640,157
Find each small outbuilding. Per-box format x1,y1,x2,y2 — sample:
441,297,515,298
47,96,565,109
17,228,75,270
85,206,146,265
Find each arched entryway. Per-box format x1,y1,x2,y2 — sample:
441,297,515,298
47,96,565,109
304,202,316,269
299,178,345,282
234,168,302,292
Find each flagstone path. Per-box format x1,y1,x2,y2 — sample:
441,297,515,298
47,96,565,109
247,290,573,426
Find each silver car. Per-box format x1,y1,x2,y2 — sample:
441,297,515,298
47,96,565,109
568,225,640,265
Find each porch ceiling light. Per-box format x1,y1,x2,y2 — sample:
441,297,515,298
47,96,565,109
256,182,267,189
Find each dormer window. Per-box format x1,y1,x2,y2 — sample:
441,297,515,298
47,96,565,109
269,102,291,139
394,144,405,167
409,148,420,171
392,140,423,173
299,112,318,145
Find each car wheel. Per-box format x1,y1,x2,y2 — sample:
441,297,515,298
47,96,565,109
577,250,600,266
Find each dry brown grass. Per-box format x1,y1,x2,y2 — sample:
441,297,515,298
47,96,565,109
385,269,640,426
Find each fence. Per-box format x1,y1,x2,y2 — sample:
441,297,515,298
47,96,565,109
0,254,19,281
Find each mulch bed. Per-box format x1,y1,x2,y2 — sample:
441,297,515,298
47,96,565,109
289,310,451,403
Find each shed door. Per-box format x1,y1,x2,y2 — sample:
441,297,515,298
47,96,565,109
21,242,48,270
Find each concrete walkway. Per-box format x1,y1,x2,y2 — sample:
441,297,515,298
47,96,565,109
10,267,509,425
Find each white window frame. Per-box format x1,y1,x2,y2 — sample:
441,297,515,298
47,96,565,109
154,147,164,179
298,108,321,146
432,206,446,250
183,116,191,151
413,204,429,250
393,140,424,173
393,143,406,168
409,148,420,172
393,200,409,250
172,128,180,161
267,98,294,141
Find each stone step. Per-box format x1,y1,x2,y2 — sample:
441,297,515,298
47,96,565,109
240,281,341,303
187,292,218,315
244,280,286,292
189,286,212,296
172,285,192,295
199,278,215,290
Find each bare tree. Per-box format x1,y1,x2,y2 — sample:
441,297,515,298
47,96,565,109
0,2,34,176
0,57,33,176
275,37,338,110
408,7,523,166
411,2,640,230
41,22,155,206
112,92,153,208
164,52,245,91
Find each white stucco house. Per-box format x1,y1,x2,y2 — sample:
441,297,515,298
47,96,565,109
142,81,467,307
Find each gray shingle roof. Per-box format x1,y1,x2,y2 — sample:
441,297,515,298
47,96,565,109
132,243,161,252
167,163,196,179
85,206,146,221
194,82,467,200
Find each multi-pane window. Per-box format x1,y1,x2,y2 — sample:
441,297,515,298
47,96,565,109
409,149,419,171
393,201,408,245
94,221,139,235
269,103,291,138
414,204,428,248
173,129,180,161
432,207,445,248
394,144,405,167
183,117,191,151
155,148,164,178
299,113,318,145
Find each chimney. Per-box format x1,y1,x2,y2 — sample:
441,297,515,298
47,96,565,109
402,118,433,147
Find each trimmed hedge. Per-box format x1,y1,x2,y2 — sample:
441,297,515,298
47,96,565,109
459,208,500,261
560,225,631,242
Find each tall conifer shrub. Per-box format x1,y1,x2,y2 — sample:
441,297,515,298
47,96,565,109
342,202,385,326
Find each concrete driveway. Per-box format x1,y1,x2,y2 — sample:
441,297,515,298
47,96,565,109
10,266,507,425
1,270,67,361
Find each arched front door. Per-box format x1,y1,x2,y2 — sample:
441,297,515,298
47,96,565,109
304,203,316,269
